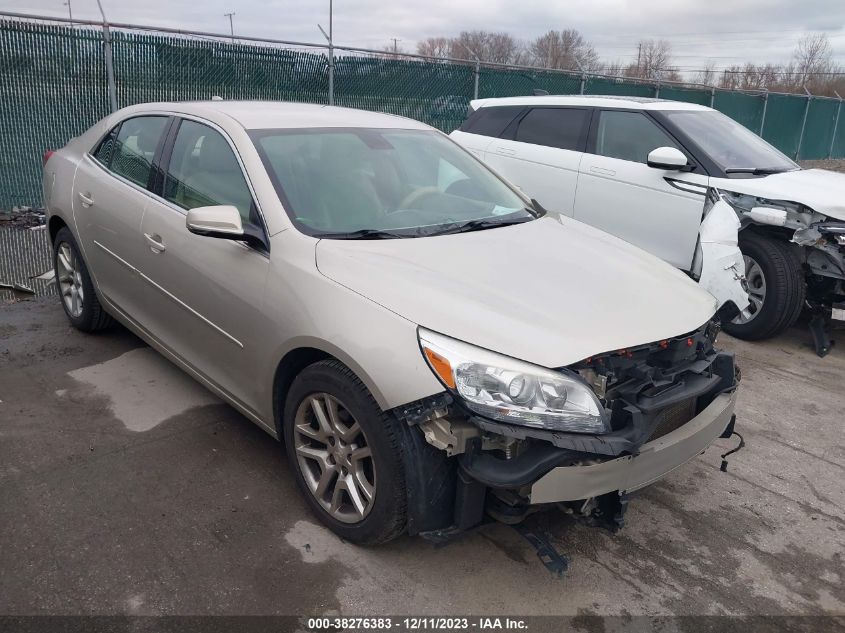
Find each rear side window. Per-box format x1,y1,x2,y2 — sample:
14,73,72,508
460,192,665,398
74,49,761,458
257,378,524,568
92,127,118,166
594,110,679,163
514,108,590,151
163,119,256,225
460,106,523,138
110,116,169,187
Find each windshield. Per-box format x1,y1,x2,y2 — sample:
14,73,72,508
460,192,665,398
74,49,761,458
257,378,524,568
250,128,536,238
662,110,799,176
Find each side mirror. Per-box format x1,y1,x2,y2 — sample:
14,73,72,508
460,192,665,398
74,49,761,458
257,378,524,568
186,205,244,239
647,146,688,170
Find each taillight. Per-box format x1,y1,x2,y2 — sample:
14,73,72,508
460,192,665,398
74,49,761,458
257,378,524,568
42,150,55,166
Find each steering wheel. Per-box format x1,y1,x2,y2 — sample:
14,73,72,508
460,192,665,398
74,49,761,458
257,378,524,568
397,186,441,210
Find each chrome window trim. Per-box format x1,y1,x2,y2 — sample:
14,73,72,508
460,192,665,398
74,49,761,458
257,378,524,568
85,109,270,247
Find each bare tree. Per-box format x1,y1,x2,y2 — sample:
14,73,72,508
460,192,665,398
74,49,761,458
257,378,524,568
417,37,451,60
449,30,525,65
792,33,835,91
719,63,779,90
626,39,674,80
691,61,717,87
380,43,409,60
602,59,626,77
529,29,599,71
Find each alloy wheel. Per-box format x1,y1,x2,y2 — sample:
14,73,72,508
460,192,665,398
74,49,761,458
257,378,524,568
733,254,766,324
56,242,84,318
293,393,376,524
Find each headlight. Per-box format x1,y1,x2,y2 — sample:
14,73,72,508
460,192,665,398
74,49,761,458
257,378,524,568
418,328,610,434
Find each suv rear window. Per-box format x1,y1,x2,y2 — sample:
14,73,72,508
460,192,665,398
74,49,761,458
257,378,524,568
514,107,590,151
459,106,523,138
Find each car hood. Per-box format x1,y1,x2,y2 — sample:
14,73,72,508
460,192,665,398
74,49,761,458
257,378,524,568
711,169,845,221
315,216,718,368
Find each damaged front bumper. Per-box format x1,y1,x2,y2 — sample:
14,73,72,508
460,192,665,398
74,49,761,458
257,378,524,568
528,391,736,503
401,323,741,536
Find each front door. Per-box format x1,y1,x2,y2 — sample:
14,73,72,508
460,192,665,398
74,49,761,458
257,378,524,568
135,118,271,416
574,109,708,271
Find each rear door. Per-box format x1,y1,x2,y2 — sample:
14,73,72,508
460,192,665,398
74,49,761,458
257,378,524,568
481,107,590,217
574,109,708,270
449,105,524,160
135,117,271,416
71,115,170,315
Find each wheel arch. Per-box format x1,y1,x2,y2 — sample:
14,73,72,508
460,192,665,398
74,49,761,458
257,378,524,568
48,214,69,245
271,340,390,439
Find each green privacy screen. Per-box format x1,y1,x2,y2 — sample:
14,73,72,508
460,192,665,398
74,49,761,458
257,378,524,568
1,17,843,210
0,22,111,210
798,98,840,160
762,94,809,159
712,91,765,133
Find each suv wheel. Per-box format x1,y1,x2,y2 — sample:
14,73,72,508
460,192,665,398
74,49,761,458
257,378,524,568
722,233,804,340
283,360,407,544
52,226,114,332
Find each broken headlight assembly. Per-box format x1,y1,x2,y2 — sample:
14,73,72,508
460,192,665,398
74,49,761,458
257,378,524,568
418,328,609,434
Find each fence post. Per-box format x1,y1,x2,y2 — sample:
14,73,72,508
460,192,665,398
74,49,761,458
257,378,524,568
328,42,334,105
710,87,715,108
654,79,660,99
759,89,768,136
473,60,480,100
580,73,586,95
96,1,118,112
796,88,811,160
828,91,842,159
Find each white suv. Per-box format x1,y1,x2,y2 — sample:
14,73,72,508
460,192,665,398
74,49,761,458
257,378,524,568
451,96,845,355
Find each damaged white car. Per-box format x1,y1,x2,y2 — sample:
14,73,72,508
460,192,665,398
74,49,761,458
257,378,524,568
43,101,740,544
452,96,845,355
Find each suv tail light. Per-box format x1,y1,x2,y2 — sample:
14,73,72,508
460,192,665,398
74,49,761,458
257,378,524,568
42,150,55,166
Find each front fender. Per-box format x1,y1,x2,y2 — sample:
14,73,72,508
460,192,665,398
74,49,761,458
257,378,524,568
696,198,751,316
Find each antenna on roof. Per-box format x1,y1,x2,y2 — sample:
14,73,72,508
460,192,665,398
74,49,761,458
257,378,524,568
211,95,224,101
533,89,550,96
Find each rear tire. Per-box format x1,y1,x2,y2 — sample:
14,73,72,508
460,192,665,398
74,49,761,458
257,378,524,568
52,226,114,332
723,233,804,340
283,360,407,545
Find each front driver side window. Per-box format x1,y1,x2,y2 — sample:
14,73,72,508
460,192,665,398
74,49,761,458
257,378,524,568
164,119,256,224
595,110,680,164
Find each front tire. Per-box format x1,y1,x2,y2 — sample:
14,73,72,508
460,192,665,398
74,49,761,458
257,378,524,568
723,233,804,340
283,360,407,545
52,226,114,332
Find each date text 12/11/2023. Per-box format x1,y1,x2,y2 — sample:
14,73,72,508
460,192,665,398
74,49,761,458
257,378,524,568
306,617,529,630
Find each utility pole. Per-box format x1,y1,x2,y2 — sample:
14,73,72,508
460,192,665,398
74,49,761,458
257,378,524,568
224,12,235,43
317,0,334,105
390,37,401,56
63,0,73,23
636,42,642,76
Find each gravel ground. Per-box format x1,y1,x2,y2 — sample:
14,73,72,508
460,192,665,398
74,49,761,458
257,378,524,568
799,159,845,173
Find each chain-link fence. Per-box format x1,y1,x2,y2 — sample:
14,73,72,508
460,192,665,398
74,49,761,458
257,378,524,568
2,14,845,211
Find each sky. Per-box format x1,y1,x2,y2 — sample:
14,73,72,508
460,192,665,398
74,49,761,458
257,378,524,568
5,0,845,73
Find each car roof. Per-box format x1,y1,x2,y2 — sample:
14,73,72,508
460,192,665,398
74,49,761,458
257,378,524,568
116,100,433,131
470,95,712,112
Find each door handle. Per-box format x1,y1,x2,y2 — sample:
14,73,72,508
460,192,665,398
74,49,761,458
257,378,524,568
143,232,166,253
496,146,516,156
589,166,616,176
77,192,94,207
